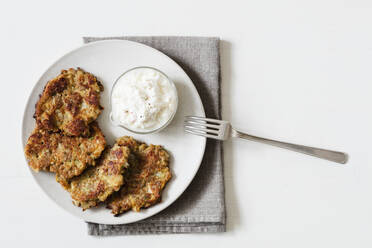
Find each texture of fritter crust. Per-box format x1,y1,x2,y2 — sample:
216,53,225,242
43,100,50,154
107,136,171,215
34,68,104,136
60,144,131,210
24,122,106,180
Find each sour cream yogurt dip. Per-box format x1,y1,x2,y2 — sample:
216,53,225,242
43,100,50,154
110,67,178,133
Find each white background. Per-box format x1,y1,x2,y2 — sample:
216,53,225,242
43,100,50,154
1,0,371,247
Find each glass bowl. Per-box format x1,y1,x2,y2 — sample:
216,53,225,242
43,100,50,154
109,66,178,134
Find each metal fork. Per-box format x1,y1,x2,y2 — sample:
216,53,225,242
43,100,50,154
184,116,348,164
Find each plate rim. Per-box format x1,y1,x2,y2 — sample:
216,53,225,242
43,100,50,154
21,39,206,224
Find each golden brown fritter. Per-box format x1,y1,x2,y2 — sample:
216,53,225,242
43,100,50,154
60,144,131,210
34,68,104,136
107,136,171,215
24,122,106,180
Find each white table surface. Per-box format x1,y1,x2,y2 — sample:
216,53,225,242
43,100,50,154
1,0,372,247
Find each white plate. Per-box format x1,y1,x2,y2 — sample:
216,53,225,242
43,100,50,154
21,40,206,225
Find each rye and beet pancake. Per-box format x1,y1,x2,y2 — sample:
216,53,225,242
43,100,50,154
107,136,172,215
58,144,131,210
25,67,172,216
34,68,104,136
24,122,106,180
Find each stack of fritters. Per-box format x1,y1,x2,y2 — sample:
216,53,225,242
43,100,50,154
25,68,172,215
25,68,106,180
55,136,171,213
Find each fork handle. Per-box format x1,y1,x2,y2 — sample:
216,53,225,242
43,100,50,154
232,129,348,164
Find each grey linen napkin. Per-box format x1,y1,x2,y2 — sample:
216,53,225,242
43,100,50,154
84,36,225,235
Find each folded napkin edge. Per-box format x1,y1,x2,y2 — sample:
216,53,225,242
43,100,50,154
83,36,220,42
88,224,226,236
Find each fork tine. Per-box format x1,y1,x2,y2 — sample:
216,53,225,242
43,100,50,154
185,116,224,124
184,125,220,134
184,127,217,136
184,129,221,139
184,120,220,129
